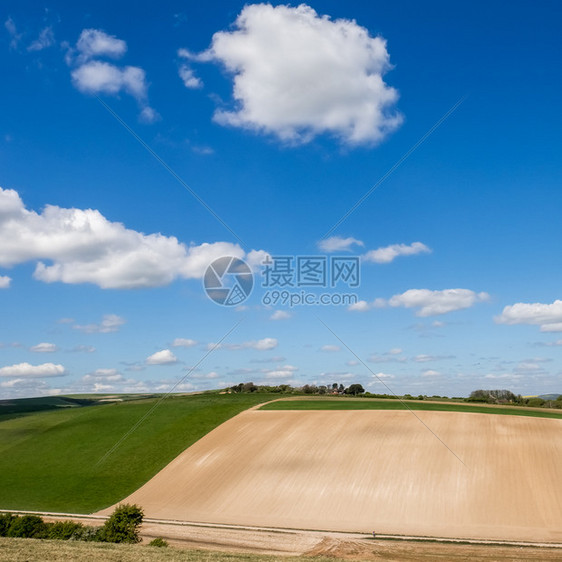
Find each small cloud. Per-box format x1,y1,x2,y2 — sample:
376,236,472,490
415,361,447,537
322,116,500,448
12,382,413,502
30,342,58,353
270,310,291,321
74,314,125,334
0,362,66,378
70,345,96,353
422,369,440,377
146,349,178,365
249,338,278,351
139,106,160,123
27,26,55,52
317,236,363,253
0,276,11,289
4,17,22,50
388,289,490,317
75,28,127,61
171,338,197,348
363,242,431,264
178,64,203,89
320,345,341,352
58,317,75,324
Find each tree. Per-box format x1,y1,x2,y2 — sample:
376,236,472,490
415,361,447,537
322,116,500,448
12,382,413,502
346,383,365,396
101,504,144,544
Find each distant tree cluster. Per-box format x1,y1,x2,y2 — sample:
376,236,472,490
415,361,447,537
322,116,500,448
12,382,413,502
468,389,562,409
228,382,365,395
468,389,522,404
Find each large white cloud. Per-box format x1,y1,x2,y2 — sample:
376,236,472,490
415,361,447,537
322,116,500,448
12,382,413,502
0,187,262,289
0,362,66,378
388,289,490,317
495,300,562,332
363,242,431,264
195,3,402,145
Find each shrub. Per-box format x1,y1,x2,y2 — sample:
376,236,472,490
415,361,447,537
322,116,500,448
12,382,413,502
101,504,144,543
7,515,48,538
149,537,168,547
0,513,15,537
47,520,85,540
72,525,104,542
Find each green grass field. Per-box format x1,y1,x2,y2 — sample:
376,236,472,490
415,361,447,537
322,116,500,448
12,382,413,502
0,393,270,513
260,398,562,419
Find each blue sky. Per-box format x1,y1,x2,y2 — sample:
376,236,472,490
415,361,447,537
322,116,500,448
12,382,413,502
1,0,562,398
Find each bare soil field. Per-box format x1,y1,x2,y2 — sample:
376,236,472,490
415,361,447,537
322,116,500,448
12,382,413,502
99,410,562,543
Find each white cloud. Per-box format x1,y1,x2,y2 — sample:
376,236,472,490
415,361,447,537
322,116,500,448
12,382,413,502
30,342,58,353
208,337,278,351
28,27,55,52
495,300,562,332
0,187,264,289
270,310,291,320
367,372,394,385
83,368,124,383
0,275,11,289
262,364,298,379
146,349,178,365
4,17,22,49
363,242,431,264
71,61,148,99
196,3,402,145
388,289,490,317
422,369,440,377
249,338,278,351
178,61,202,89
389,348,403,355
171,338,197,348
76,29,127,61
348,300,370,312
74,314,125,334
414,354,454,363
317,236,363,253
68,29,156,123
320,345,341,352
0,362,66,378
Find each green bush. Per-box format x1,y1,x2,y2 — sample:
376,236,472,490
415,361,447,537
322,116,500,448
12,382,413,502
100,504,144,543
0,513,15,537
7,515,48,538
72,525,104,542
149,537,168,547
46,520,85,540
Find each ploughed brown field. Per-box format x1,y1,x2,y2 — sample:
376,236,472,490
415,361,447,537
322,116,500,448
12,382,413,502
99,409,562,542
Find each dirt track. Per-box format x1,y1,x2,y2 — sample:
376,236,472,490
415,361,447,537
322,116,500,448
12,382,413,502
99,410,562,543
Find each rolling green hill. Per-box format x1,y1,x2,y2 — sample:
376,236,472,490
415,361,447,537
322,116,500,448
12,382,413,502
0,393,269,513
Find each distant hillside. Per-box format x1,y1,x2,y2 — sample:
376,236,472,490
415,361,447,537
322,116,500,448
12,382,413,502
539,393,562,401
0,396,95,416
